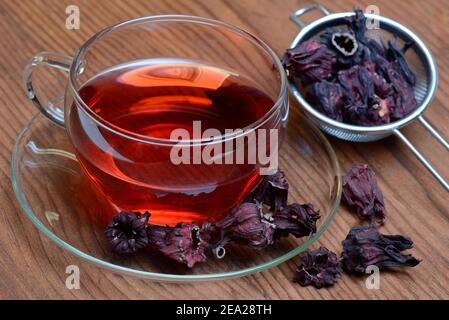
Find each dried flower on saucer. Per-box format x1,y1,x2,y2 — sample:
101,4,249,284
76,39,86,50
147,222,209,268
273,203,321,239
282,40,333,86
295,246,342,288
251,169,289,212
105,211,150,254
343,163,387,225
215,202,276,249
342,225,421,273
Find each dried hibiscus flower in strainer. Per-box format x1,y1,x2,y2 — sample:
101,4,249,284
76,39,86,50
282,40,333,86
342,225,421,273
284,9,418,126
307,80,345,121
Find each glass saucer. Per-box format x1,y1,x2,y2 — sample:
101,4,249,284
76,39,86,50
11,107,341,281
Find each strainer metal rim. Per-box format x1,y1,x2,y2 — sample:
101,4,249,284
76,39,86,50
289,11,438,135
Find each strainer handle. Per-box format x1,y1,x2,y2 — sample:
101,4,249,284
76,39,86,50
418,116,449,151
393,127,449,192
290,4,330,28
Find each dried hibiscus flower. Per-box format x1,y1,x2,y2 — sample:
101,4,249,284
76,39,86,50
338,65,394,125
343,163,387,225
307,80,345,121
273,203,320,239
282,40,333,86
214,202,276,249
287,9,418,126
385,40,416,86
295,246,342,288
104,169,322,269
105,211,150,254
342,225,420,273
250,169,289,212
346,9,369,43
147,222,209,268
331,32,358,57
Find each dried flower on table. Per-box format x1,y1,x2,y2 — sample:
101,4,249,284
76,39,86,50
295,246,342,288
343,163,387,225
215,202,276,249
105,211,150,254
281,40,333,86
273,203,321,239
342,225,421,273
147,222,209,268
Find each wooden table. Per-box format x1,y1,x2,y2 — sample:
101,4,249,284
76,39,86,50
0,0,448,300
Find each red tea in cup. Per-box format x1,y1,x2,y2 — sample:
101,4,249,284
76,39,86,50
68,58,279,225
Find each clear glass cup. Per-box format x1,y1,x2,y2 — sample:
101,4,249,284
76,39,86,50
23,15,288,225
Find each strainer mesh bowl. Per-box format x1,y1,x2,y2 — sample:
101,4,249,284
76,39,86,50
288,11,436,142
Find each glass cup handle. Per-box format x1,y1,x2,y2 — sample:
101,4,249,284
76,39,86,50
23,52,73,127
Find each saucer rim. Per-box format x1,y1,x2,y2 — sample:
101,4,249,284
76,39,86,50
11,112,342,282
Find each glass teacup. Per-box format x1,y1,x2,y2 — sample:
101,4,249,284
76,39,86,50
23,15,288,225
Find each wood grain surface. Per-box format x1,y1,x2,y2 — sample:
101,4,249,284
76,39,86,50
0,0,448,300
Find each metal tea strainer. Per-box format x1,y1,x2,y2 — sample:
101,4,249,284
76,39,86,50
287,4,449,191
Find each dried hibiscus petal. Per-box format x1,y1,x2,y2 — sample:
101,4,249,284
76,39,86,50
105,211,150,254
147,222,208,268
295,246,342,288
383,64,417,120
251,170,289,212
342,225,421,273
273,203,320,239
307,80,345,121
320,29,365,69
338,65,393,125
346,9,367,42
282,40,333,86
345,9,387,61
342,163,387,224
386,40,416,86
215,202,275,249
